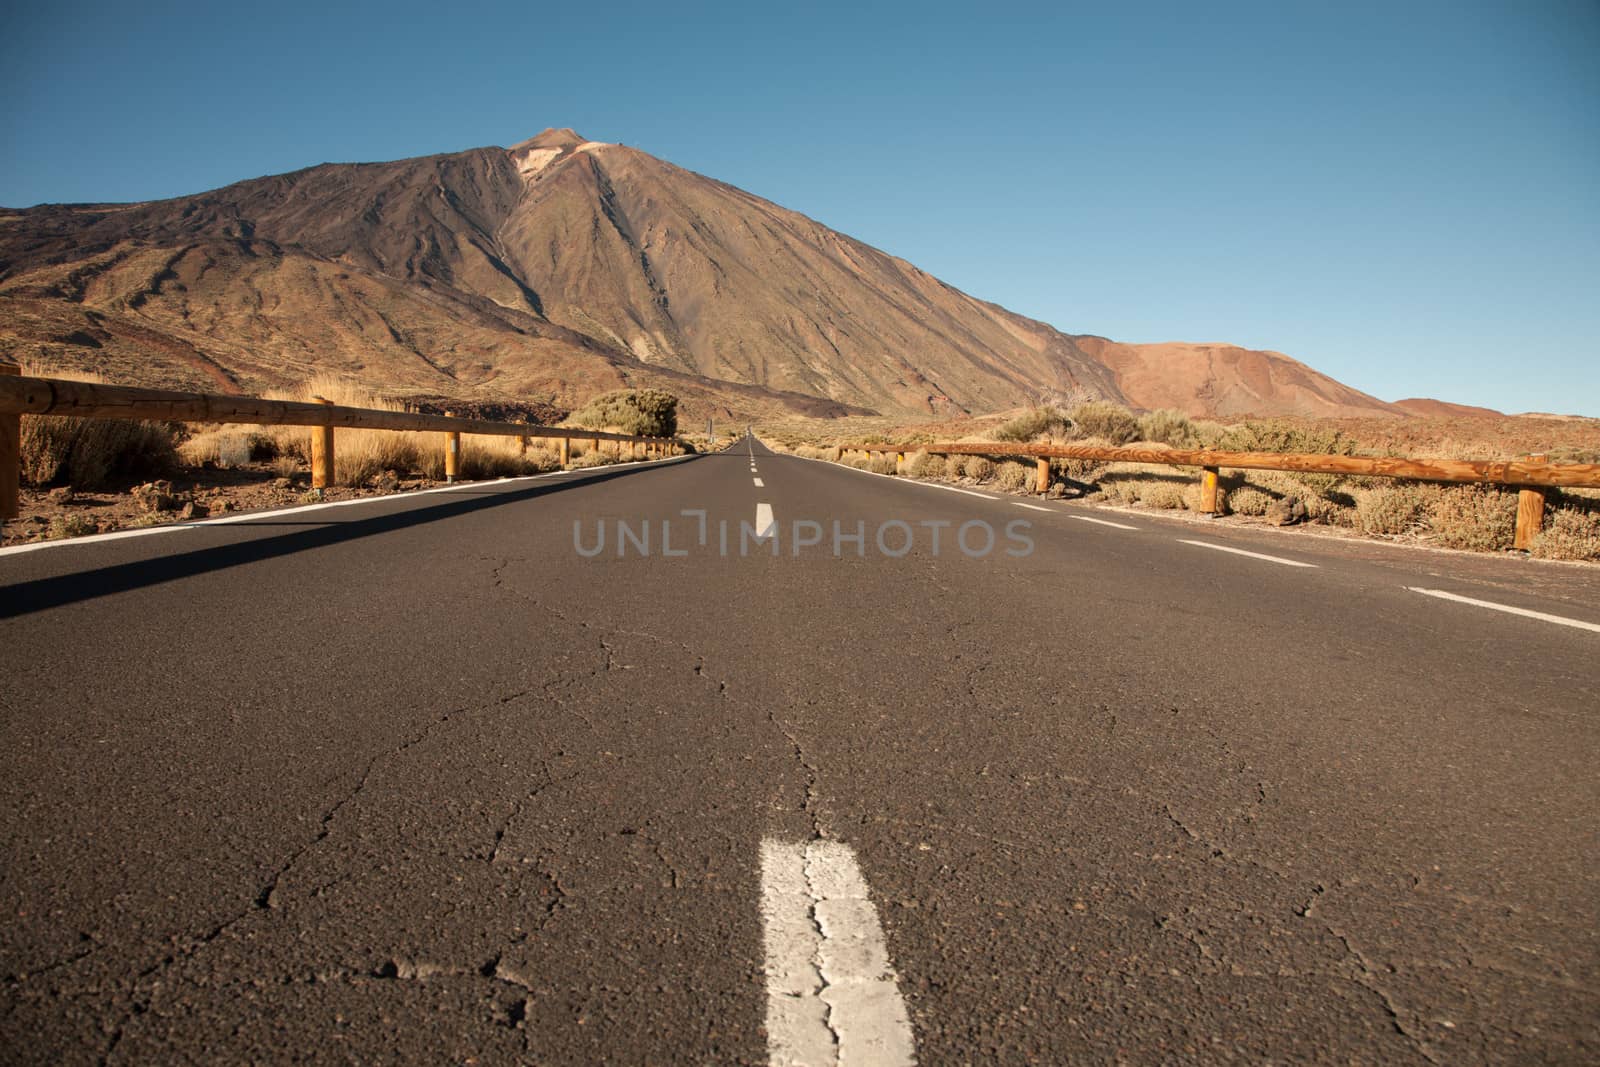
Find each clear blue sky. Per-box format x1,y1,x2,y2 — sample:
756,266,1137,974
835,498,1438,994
4,1,1596,415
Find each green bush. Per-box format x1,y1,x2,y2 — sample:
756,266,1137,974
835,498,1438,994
567,389,679,437
1069,401,1139,445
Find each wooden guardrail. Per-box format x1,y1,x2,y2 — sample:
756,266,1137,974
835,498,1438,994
837,440,1600,551
0,367,686,519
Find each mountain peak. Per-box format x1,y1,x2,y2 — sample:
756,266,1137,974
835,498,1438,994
512,128,588,151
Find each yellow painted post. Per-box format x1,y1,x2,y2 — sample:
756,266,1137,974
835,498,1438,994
1036,457,1050,494
444,412,460,483
1200,466,1220,514
896,451,906,475
0,363,19,520
310,396,335,489
559,437,570,467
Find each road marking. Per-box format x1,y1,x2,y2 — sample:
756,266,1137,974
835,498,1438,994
1013,502,1052,512
753,477,766,487
1070,514,1140,531
1406,587,1600,633
760,838,916,1067
1178,539,1317,568
755,502,776,539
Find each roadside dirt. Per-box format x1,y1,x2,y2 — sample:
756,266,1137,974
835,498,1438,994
0,463,443,547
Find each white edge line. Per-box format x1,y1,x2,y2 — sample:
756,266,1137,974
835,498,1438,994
0,454,693,558
1012,502,1052,512
1178,539,1317,568
1070,514,1140,531
790,454,1000,500
1406,587,1600,634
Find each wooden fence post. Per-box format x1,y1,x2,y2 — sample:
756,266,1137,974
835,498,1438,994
0,363,19,520
518,423,528,458
1514,455,1548,551
1200,466,1220,514
310,396,335,489
444,412,460,483
1035,457,1050,494
1514,488,1547,551
559,437,570,467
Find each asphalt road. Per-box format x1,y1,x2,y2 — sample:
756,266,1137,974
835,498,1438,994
2,438,1596,1064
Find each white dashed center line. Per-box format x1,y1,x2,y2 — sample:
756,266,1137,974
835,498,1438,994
1178,539,1317,568
1070,514,1140,531
1406,587,1600,633
760,838,916,1067
755,502,776,539
1013,502,1052,512
753,477,765,487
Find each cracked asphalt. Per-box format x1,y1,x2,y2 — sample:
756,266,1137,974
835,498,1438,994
2,439,1597,1064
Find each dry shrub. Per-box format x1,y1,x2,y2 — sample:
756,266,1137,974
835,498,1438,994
1215,420,1356,457
1137,409,1197,447
1225,486,1273,516
868,454,897,475
1070,401,1139,445
47,513,99,539
179,429,278,468
994,460,1031,491
961,456,994,482
22,416,178,488
1059,436,1117,480
1531,506,1600,562
1354,483,1436,536
905,449,941,477
1139,482,1191,509
941,455,966,479
994,407,1071,442
1427,485,1518,551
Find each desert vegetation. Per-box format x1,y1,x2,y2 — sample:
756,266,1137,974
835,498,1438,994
5,366,675,543
565,388,679,438
769,401,1600,562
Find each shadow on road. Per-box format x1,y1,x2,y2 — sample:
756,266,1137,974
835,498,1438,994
0,460,697,619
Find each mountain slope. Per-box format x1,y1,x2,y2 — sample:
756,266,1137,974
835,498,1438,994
0,128,1404,420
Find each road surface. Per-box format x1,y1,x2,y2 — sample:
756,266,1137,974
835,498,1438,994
3,438,1596,1064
